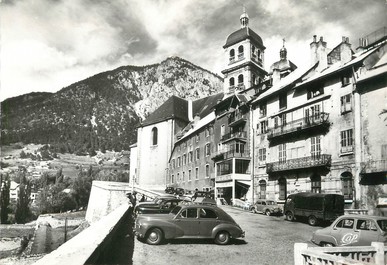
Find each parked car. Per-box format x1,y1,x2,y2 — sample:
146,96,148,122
311,214,387,247
284,192,344,226
174,188,185,196
134,197,184,216
165,187,175,194
192,196,217,206
134,204,245,245
251,199,282,216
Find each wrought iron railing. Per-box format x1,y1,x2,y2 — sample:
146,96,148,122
221,131,247,142
228,112,247,126
361,160,387,174
266,154,331,173
267,112,329,140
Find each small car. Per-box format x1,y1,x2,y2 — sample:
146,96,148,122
134,204,245,245
134,197,184,216
311,214,387,247
165,187,175,194
251,199,283,216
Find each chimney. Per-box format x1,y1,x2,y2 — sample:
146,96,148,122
310,35,318,65
272,69,281,85
193,113,200,125
188,100,193,121
316,36,328,72
340,36,352,65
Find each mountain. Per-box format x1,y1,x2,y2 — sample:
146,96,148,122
1,57,223,154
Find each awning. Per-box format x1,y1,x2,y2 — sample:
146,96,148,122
236,180,251,186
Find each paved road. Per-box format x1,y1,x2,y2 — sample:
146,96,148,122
132,206,321,265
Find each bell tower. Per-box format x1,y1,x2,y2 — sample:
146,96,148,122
221,9,267,95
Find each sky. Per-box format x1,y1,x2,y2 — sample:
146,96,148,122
1,0,386,100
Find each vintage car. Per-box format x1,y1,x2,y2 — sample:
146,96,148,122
311,214,387,247
134,204,245,245
134,197,185,216
165,187,175,194
250,199,283,216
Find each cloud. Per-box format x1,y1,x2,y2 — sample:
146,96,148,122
1,0,386,100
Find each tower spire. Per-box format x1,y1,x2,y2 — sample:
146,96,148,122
280,38,287,60
240,5,249,28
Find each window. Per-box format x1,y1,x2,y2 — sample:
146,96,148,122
340,129,353,153
196,134,200,142
341,75,351,86
311,136,321,158
235,159,249,174
177,156,181,167
195,167,199,180
341,94,352,114
221,124,225,136
279,93,287,109
259,180,266,199
234,142,245,153
189,151,193,163
182,171,185,182
229,77,235,87
188,169,192,181
195,148,200,160
341,172,353,200
278,178,287,200
238,74,244,85
172,159,175,169
311,174,321,193
229,49,235,63
171,174,175,184
217,160,233,176
151,127,158,145
336,218,354,229
258,148,266,162
279,144,287,163
199,208,217,219
183,154,187,165
238,45,244,59
205,143,211,156
260,102,267,117
205,128,210,137
307,86,324,99
280,113,287,126
177,173,180,183
357,219,378,231
305,104,321,123
180,208,197,218
260,120,268,134
205,164,210,178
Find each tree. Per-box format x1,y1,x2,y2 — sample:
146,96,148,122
15,172,32,224
0,174,11,224
72,167,93,209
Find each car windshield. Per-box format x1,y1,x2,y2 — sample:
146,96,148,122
171,206,182,215
266,201,276,205
377,220,387,231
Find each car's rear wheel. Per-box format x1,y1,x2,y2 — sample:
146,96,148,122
265,210,271,216
250,207,256,213
308,215,318,226
214,231,230,245
285,211,294,221
146,228,163,245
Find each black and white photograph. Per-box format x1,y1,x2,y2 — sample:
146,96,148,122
1,0,387,264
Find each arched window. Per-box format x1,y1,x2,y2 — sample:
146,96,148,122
311,174,321,193
238,45,244,59
238,74,244,85
259,180,267,199
229,77,235,87
151,127,158,146
278,177,287,200
341,172,353,200
229,49,235,62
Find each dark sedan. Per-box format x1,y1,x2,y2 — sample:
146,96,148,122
134,197,185,216
134,204,245,245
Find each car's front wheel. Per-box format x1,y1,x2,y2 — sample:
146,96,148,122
308,215,318,226
285,211,294,221
146,228,163,245
214,231,230,245
265,210,271,216
250,207,256,213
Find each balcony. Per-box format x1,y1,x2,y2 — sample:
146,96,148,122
267,112,329,140
266,154,331,173
361,160,387,174
228,112,247,127
211,150,250,161
221,131,247,143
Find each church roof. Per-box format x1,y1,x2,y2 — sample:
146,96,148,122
140,95,189,127
193,93,224,118
270,59,298,73
223,27,264,48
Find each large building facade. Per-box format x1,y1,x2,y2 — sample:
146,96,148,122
131,11,387,212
